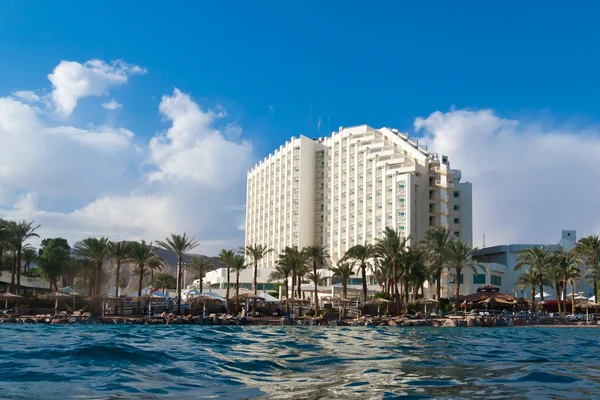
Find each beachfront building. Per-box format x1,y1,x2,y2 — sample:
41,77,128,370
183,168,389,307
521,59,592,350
471,230,592,300
244,125,473,293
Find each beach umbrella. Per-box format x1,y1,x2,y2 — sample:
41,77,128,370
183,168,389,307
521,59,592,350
365,297,392,315
589,295,596,302
189,294,224,316
534,292,553,299
39,292,72,316
0,292,22,309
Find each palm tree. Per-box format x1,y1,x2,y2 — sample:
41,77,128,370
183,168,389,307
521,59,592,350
375,227,407,310
514,246,554,302
187,257,214,293
515,268,539,301
219,249,236,302
269,251,294,314
331,261,355,317
231,254,247,314
546,263,562,313
551,250,581,314
22,247,37,272
241,244,272,317
147,257,163,286
444,240,481,311
574,235,600,300
9,220,41,294
302,245,329,314
420,227,452,300
403,246,428,302
74,237,110,296
156,233,199,314
128,240,156,298
154,272,177,293
344,243,375,302
107,241,131,314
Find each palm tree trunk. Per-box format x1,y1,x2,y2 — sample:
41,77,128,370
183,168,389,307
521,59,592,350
563,273,568,315
226,267,231,301
436,269,442,300
236,272,240,314
361,263,368,302
95,261,102,296
115,261,121,315
454,267,461,311
176,256,182,314
10,254,16,294
199,276,203,293
297,275,302,315
16,245,22,294
538,270,544,302
252,260,258,318
571,280,575,315
555,283,561,313
137,266,144,314
313,260,319,313
342,283,347,317
291,268,296,302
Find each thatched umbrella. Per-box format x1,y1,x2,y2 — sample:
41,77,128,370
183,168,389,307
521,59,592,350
39,292,72,316
365,297,392,316
0,292,22,309
189,295,225,316
85,295,123,317
232,293,263,317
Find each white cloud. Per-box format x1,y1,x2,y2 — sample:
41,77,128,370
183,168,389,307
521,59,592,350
12,91,42,103
102,99,123,110
0,71,253,255
268,105,274,114
13,192,38,211
415,109,600,247
48,59,145,116
148,88,252,186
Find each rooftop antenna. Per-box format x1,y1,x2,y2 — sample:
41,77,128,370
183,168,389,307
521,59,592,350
482,234,486,248
328,116,331,134
317,116,322,136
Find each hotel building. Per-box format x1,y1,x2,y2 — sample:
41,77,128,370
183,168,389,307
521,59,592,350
244,125,473,278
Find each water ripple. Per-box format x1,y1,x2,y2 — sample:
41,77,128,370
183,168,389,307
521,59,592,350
1,326,599,399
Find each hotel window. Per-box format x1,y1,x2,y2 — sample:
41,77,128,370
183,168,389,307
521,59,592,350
454,218,460,224
449,274,464,284
454,191,459,198
454,205,459,211
491,275,502,286
454,231,460,237
473,274,486,284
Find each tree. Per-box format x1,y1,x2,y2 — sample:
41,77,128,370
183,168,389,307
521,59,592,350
147,257,163,286
330,261,355,317
118,277,128,291
231,254,247,314
187,257,214,293
22,247,37,272
515,268,539,302
107,241,131,314
514,246,554,303
219,249,236,302
156,233,199,314
128,240,156,298
375,227,407,310
74,237,110,296
546,263,562,313
444,240,482,311
37,238,71,291
344,243,375,303
154,273,177,293
241,244,272,317
9,220,41,294
302,245,329,314
574,235,600,300
420,227,452,300
550,250,581,315
403,246,428,302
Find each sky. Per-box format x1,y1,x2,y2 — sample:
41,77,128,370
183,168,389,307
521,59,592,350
1,1,600,255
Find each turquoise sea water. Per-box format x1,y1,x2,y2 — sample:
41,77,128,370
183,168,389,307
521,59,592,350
1,326,599,399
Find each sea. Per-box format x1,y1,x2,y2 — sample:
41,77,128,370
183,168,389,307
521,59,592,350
0,325,598,399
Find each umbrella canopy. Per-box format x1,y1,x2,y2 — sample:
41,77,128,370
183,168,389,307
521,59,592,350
59,287,76,294
39,292,72,300
535,292,553,299
579,301,598,308
589,295,596,302
365,298,392,305
0,292,23,299
566,293,587,300
184,289,202,296
189,295,224,305
416,298,438,304
232,293,263,301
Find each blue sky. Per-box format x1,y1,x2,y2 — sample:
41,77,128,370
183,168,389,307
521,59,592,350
1,1,600,254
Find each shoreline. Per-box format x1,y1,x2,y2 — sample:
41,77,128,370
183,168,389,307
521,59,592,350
1,314,598,328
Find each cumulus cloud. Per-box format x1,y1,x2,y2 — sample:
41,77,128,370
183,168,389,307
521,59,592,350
0,68,253,255
102,99,123,110
12,91,43,103
148,88,252,186
415,109,600,247
48,59,145,116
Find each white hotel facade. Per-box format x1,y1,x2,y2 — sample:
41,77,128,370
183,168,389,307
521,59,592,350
241,125,473,297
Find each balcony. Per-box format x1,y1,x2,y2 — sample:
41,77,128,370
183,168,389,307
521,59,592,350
435,180,454,189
